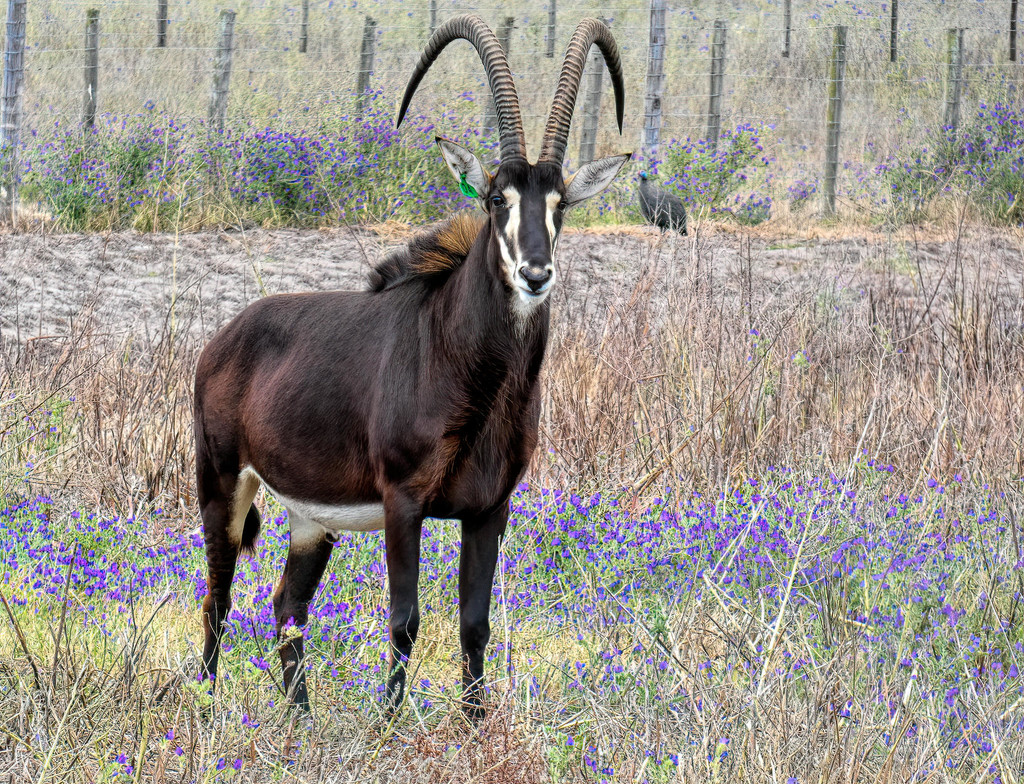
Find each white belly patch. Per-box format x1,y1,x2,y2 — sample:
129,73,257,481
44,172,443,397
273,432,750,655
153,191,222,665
241,467,385,547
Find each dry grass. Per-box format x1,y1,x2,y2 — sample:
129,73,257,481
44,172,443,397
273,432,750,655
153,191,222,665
546,219,1024,494
4,218,1024,507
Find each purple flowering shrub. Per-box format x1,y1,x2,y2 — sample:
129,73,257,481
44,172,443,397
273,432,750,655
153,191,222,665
21,114,193,230
18,94,482,231
876,102,1024,224
661,124,775,224
19,100,1024,232
2,454,1023,777
220,96,491,224
786,177,819,211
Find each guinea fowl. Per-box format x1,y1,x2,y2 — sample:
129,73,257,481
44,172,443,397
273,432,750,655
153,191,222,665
638,172,687,234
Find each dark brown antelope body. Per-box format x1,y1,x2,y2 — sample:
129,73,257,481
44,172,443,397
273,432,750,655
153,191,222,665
195,16,630,717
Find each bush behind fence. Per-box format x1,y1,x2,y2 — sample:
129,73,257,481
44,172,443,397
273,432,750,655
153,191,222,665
1,0,1023,227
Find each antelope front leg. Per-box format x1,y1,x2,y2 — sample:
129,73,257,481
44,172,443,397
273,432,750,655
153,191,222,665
383,493,423,715
459,504,509,720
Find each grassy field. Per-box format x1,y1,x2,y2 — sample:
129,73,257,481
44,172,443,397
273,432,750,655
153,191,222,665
2,1,1024,781
1,470,1023,782
3,221,1024,781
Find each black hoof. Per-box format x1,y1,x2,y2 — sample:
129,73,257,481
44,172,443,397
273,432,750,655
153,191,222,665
384,676,406,719
462,699,486,722
152,676,178,704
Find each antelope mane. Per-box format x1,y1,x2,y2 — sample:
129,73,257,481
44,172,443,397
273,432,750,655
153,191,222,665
369,212,485,292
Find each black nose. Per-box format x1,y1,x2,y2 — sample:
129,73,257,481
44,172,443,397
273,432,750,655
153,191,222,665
520,266,552,292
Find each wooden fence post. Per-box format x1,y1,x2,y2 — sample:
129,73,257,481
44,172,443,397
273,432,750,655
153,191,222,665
944,28,964,131
157,1,168,47
823,25,846,217
356,16,376,112
208,9,236,134
483,17,514,137
498,17,514,64
578,20,609,165
1,0,26,226
1011,0,1018,62
890,0,898,62
707,20,726,154
299,0,309,53
642,0,666,164
782,0,791,58
84,9,100,131
546,1,556,58
429,0,437,36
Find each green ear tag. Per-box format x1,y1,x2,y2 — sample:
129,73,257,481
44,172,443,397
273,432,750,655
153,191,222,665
459,173,479,199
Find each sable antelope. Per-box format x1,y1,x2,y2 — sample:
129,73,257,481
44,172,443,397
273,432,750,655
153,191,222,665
194,14,629,717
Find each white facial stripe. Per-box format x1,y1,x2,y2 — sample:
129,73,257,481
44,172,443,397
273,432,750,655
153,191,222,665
496,186,523,288
545,192,561,252
503,186,522,262
497,234,517,280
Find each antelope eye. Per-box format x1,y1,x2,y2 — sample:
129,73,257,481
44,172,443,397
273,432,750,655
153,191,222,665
490,195,505,209
557,199,568,211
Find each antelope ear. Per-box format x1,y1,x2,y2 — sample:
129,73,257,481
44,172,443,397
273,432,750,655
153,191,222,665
436,137,491,202
564,153,631,206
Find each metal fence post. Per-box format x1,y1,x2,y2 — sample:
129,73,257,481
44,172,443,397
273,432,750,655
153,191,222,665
707,20,726,155
356,16,376,112
642,0,666,164
823,25,847,217
890,0,898,62
84,9,100,131
299,0,309,54
208,9,236,134
1,0,26,226
782,0,791,58
1012,0,1019,63
157,0,169,48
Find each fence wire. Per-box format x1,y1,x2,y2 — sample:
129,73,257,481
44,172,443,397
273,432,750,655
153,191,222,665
4,0,1023,171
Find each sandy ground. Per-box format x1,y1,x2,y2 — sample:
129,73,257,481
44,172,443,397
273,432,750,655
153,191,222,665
1,222,1023,346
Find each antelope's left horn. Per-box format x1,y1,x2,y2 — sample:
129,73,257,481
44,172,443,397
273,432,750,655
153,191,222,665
537,18,625,167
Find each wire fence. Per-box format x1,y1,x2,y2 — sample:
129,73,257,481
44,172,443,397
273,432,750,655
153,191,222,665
2,0,1023,217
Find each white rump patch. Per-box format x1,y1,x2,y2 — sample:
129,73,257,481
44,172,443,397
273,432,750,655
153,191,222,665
228,469,260,546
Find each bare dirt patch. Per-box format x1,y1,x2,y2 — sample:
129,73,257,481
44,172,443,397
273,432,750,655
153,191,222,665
2,223,1022,346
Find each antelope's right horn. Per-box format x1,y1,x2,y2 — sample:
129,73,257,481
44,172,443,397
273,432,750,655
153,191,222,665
397,14,528,163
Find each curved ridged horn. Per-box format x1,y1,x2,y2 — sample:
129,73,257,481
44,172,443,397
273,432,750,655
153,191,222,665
538,18,625,166
397,14,527,162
